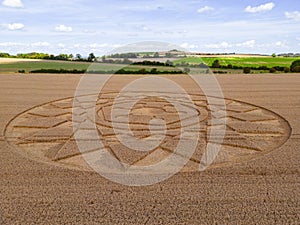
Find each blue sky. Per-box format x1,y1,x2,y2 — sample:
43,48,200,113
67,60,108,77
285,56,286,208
0,0,299,55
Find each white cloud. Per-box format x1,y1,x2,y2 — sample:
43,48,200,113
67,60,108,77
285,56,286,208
2,23,24,30
257,41,289,49
205,41,232,49
112,44,122,48
245,2,275,13
31,42,50,47
203,40,287,51
197,6,214,13
82,29,96,34
180,43,198,49
285,11,300,21
2,0,23,8
274,41,287,48
0,42,22,47
142,26,149,31
58,43,65,48
0,41,50,47
236,40,256,48
55,25,73,32
89,43,108,48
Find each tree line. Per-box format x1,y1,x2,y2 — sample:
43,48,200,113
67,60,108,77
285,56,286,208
176,59,300,74
29,68,184,74
2,51,300,73
0,52,96,62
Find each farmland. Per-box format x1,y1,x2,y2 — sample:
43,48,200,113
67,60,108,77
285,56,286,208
0,60,181,74
0,60,91,73
1,72,300,224
0,56,299,74
174,56,299,68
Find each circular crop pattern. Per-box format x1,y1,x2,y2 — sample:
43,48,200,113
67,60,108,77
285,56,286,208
5,92,291,172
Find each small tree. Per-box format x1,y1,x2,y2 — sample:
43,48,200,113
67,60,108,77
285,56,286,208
165,52,173,58
272,53,276,58
269,67,277,73
290,60,300,72
243,67,251,74
88,53,96,62
183,67,190,73
199,63,208,69
57,54,68,60
122,58,131,64
0,52,10,57
150,68,157,74
212,60,220,68
292,66,300,72
140,68,146,74
165,60,173,66
76,54,82,60
153,52,159,58
284,67,290,73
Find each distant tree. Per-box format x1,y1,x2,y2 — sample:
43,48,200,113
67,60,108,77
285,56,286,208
124,53,137,58
284,67,290,73
140,68,146,74
290,60,300,72
101,55,106,62
88,53,96,62
122,58,132,64
227,64,233,69
183,67,191,73
212,60,221,68
243,67,251,74
15,52,49,59
153,52,159,58
165,52,173,58
143,54,150,58
68,54,73,59
178,62,188,67
56,54,68,60
76,54,82,60
272,53,276,58
258,66,269,71
110,53,119,58
165,60,173,66
269,67,277,73
150,68,157,74
109,53,137,58
0,52,10,58
199,63,208,69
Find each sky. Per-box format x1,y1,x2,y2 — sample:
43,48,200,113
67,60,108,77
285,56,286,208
0,0,300,56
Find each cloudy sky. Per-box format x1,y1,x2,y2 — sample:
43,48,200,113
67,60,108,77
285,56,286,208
0,0,299,55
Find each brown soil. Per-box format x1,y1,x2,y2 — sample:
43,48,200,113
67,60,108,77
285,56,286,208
0,73,299,224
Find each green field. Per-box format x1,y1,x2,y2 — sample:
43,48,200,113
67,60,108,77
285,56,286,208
0,61,91,73
174,57,299,68
0,60,181,73
1,57,299,74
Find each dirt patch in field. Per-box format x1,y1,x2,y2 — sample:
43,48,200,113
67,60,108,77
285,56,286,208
0,58,42,64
